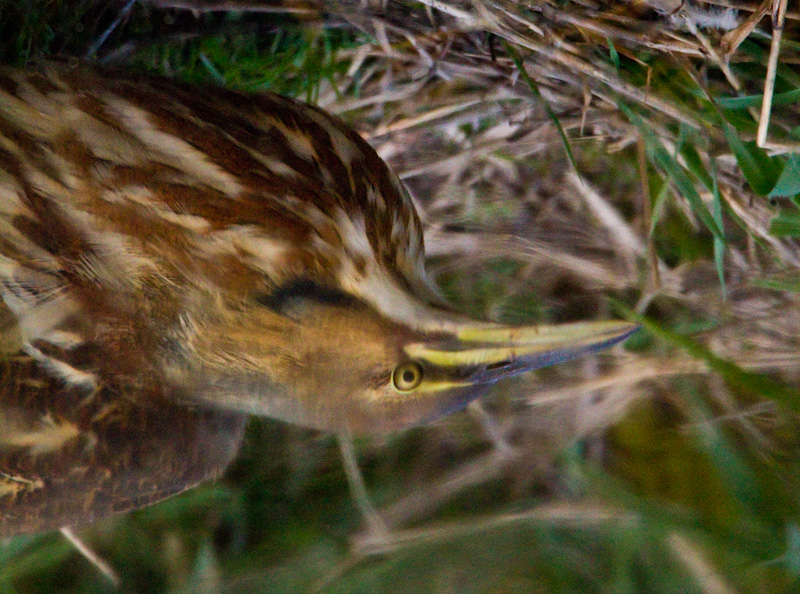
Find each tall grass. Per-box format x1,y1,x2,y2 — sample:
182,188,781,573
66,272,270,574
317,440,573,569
1,0,799,592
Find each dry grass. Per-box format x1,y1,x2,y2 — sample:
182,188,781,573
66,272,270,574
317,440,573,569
1,0,800,592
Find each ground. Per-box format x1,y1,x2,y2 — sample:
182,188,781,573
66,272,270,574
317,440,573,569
1,1,800,592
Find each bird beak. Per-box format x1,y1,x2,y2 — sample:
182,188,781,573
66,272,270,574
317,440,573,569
405,320,639,385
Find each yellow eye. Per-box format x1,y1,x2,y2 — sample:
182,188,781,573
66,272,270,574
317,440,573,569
392,361,424,392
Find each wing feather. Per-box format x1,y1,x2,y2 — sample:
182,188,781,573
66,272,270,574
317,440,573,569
0,354,246,538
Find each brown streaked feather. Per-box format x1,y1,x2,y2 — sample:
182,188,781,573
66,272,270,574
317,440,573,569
0,299,21,354
0,64,641,537
0,354,245,537
0,63,427,536
0,63,428,390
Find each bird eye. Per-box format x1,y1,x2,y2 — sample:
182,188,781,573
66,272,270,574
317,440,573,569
391,361,424,392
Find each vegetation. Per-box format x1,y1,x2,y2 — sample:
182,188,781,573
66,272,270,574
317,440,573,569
1,0,799,592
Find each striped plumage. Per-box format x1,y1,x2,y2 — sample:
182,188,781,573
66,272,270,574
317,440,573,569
0,65,428,393
0,353,245,536
0,64,636,536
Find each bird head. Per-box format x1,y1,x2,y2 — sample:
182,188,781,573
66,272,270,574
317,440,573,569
176,278,637,434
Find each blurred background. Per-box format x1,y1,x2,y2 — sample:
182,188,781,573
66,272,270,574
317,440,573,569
1,0,799,592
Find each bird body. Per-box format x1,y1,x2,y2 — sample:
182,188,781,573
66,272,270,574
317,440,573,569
0,64,636,536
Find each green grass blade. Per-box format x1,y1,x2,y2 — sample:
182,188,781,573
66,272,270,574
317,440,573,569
648,176,671,237
751,276,800,294
505,42,579,176
681,383,764,514
769,206,800,238
677,136,714,192
607,38,620,71
711,165,726,299
717,88,800,110
769,154,800,198
620,102,724,241
722,124,783,196
618,308,800,412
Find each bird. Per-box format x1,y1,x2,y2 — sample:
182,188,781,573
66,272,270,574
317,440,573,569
0,63,637,537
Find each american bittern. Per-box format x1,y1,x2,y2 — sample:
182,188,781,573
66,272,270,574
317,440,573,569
0,64,636,537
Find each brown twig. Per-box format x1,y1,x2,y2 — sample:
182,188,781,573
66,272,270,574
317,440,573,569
757,0,789,147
